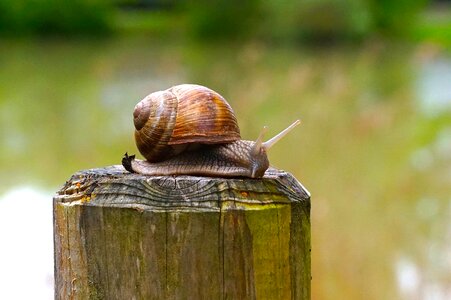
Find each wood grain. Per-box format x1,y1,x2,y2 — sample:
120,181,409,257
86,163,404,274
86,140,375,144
54,165,310,299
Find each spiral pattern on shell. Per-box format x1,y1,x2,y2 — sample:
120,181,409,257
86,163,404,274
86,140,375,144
133,84,241,162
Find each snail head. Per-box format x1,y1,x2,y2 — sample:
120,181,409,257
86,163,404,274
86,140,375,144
250,120,301,177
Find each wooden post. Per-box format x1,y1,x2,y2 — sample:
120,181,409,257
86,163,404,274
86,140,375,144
53,166,310,299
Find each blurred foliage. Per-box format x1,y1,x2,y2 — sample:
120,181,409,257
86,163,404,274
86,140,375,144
183,0,431,42
0,0,113,36
413,7,451,47
367,0,429,36
260,0,372,43
182,0,261,41
0,0,442,44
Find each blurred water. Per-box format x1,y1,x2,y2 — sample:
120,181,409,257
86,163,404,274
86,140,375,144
0,187,53,299
0,37,450,299
417,56,451,116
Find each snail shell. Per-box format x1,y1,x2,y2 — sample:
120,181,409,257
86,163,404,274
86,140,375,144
133,84,241,162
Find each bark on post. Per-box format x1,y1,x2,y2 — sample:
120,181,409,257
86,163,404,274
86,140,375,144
53,165,311,299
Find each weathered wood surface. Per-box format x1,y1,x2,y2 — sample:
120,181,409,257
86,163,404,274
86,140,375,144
54,165,310,300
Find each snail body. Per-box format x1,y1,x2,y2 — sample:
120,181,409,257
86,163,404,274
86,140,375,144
123,140,268,178
123,84,300,178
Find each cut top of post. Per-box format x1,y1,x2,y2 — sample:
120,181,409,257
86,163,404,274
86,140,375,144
56,165,310,212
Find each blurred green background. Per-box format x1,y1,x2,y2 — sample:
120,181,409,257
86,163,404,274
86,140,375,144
1,0,451,299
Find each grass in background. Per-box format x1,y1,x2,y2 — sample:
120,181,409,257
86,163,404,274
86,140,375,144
413,6,451,47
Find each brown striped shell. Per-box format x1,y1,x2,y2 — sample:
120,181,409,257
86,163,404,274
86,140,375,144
133,84,241,162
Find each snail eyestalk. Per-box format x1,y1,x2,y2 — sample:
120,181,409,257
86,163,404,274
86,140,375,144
251,126,268,156
262,120,301,151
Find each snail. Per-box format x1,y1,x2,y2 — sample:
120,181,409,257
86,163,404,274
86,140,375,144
122,84,300,178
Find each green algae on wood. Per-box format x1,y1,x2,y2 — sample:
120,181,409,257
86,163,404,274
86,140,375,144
53,165,310,299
